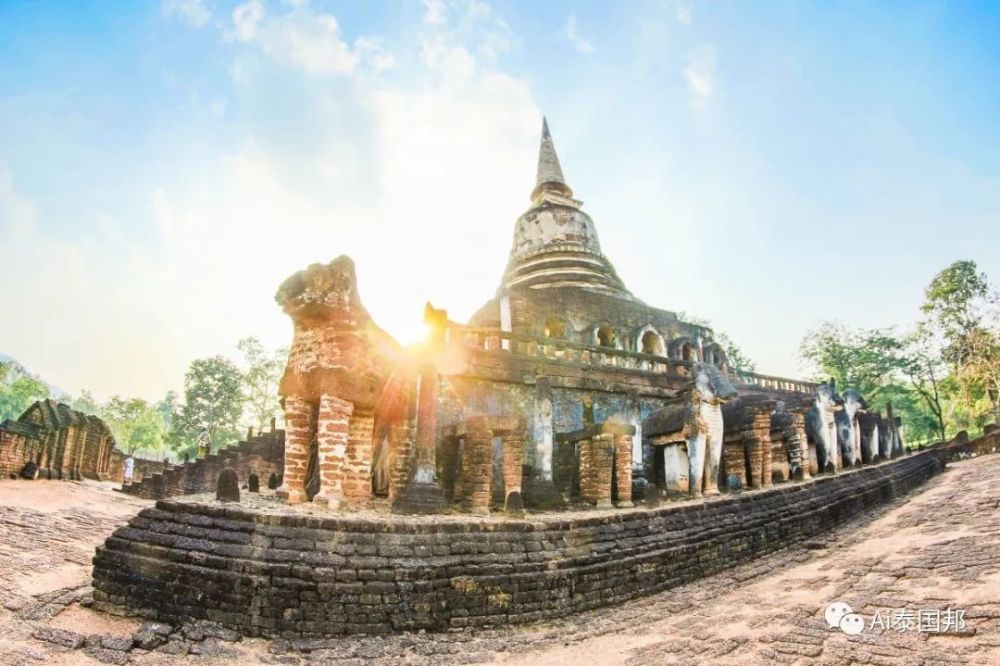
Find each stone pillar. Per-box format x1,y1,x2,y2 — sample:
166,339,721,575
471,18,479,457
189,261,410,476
393,366,448,514
312,395,353,508
501,431,525,515
614,431,633,507
626,391,647,502
341,410,374,502
579,434,614,508
461,419,493,515
531,378,554,480
276,396,313,504
524,377,562,508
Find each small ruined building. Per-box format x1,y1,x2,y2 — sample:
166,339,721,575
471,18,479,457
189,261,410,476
267,118,901,515
0,399,123,480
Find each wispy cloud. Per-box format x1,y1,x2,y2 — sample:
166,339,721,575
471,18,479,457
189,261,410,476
684,47,715,110
228,1,393,77
676,4,692,26
162,0,212,28
562,14,594,54
422,0,446,25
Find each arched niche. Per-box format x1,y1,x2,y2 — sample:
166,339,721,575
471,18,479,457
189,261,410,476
636,325,665,357
704,342,728,372
542,317,568,340
594,324,619,349
668,336,701,362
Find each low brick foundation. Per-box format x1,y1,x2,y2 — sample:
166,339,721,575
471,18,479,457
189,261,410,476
92,450,946,637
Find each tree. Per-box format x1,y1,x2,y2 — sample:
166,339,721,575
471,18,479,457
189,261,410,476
799,322,905,400
799,322,945,444
899,327,947,442
920,260,990,346
102,396,166,457
921,261,1000,424
714,331,757,373
174,356,245,454
66,389,100,416
237,337,287,431
953,327,1000,425
0,360,49,421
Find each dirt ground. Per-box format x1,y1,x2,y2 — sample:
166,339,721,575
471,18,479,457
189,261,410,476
0,455,998,665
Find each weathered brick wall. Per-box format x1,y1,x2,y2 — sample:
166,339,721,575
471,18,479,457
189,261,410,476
943,430,1000,461
121,432,284,500
0,402,139,481
93,449,945,638
470,284,711,353
0,430,30,477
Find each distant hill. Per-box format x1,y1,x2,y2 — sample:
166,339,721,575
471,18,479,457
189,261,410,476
0,353,68,398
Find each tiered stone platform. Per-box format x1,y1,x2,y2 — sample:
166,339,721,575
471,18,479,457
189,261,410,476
92,449,946,638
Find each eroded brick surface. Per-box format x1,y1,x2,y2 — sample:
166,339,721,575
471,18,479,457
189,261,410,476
2,454,999,665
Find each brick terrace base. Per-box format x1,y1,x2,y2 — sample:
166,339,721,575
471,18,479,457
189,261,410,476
91,450,946,637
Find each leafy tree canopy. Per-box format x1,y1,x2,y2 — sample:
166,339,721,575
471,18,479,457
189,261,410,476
0,360,50,422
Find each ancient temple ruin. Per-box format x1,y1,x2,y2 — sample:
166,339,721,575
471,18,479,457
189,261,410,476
270,118,905,514
92,119,948,640
0,399,121,480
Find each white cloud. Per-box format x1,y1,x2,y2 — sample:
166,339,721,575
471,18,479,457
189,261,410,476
0,0,543,401
684,48,715,110
162,0,212,28
232,1,264,42
422,0,446,25
229,2,393,77
562,14,594,54
123,0,539,394
676,4,692,26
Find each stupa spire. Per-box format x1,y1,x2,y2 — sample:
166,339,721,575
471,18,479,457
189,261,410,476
531,117,574,201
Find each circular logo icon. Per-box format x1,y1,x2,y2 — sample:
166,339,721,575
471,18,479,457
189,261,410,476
839,613,865,636
825,601,853,629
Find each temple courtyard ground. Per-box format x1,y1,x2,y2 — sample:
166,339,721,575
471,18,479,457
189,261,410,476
0,456,997,665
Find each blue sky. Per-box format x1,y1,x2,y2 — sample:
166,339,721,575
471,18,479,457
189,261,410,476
1,0,998,401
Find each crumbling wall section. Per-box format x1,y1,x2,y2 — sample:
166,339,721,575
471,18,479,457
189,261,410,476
93,449,945,637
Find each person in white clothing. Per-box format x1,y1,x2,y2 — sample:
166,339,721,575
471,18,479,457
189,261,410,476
124,455,135,485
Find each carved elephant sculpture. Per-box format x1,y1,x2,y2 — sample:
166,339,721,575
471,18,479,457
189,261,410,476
806,382,843,474
835,388,867,468
643,363,738,497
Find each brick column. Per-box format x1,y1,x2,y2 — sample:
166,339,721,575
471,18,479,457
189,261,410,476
789,411,810,479
743,405,772,489
722,436,746,488
579,434,614,508
439,434,460,502
276,396,314,504
501,431,525,515
58,426,74,480
461,421,493,515
341,410,374,502
71,426,87,480
392,366,448,514
614,432,633,507
312,395,353,508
